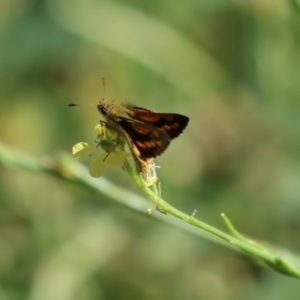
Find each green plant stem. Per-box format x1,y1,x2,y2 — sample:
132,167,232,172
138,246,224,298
1,140,300,279
124,162,300,279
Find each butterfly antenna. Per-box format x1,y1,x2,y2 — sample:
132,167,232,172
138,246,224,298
69,77,107,107
102,77,108,98
68,103,98,107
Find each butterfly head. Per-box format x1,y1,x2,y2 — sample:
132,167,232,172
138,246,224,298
98,98,120,118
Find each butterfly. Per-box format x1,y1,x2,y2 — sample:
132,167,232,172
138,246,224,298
95,99,189,174
69,80,189,175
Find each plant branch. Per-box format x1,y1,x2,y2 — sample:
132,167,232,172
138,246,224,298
1,140,300,279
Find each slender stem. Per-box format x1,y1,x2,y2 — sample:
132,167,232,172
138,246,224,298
1,140,300,279
124,160,300,279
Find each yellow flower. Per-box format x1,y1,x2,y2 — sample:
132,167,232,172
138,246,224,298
72,142,93,161
72,125,130,178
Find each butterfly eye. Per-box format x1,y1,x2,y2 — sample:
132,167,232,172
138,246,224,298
98,105,108,116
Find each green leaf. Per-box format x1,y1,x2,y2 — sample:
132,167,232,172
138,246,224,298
105,151,130,168
89,153,107,177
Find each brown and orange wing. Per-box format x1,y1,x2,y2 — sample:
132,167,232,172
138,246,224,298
129,106,189,139
117,120,170,160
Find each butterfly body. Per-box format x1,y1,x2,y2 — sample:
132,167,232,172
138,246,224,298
97,99,189,174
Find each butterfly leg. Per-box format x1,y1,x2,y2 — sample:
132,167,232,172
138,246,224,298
95,120,107,148
102,133,121,161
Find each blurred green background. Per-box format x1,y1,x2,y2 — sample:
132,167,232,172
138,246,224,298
1,0,300,299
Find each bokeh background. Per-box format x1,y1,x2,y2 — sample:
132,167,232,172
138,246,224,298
1,0,300,299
